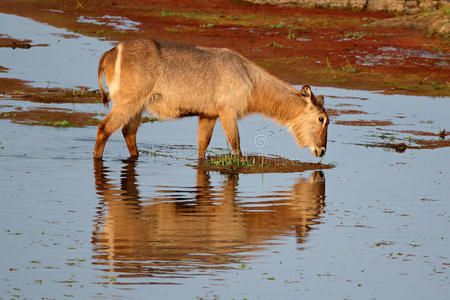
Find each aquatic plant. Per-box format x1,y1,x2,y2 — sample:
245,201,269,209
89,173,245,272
42,120,70,127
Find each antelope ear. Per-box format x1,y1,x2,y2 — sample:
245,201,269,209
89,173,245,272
316,95,324,107
300,85,315,106
300,85,312,98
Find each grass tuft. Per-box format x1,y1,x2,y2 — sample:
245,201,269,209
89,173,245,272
42,120,70,127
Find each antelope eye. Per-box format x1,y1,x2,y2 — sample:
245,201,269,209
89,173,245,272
319,116,324,123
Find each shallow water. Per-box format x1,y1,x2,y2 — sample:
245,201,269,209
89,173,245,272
1,13,450,300
78,15,141,31
0,13,114,88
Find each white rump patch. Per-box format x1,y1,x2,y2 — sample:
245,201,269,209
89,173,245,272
109,43,123,96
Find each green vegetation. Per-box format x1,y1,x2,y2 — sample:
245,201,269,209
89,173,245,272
206,152,257,168
42,120,70,127
326,57,333,70
72,85,86,96
141,116,159,123
287,31,296,40
268,23,285,29
441,7,450,15
101,275,117,281
161,10,198,18
318,153,325,164
340,60,359,73
344,32,367,40
430,81,445,89
265,42,285,48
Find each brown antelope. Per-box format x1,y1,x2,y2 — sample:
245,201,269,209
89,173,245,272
94,39,328,159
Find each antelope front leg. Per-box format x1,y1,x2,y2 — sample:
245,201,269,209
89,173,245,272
219,110,242,158
197,117,217,159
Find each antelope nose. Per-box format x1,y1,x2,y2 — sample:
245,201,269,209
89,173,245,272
319,147,326,157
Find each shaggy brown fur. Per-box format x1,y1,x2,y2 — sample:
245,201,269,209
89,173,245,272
94,39,328,159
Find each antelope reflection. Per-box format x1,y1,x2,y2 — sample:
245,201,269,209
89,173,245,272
92,159,325,279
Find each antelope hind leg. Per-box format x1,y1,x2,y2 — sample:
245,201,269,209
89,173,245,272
197,117,217,159
94,105,141,159
122,112,142,158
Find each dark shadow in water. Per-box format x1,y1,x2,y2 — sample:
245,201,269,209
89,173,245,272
92,159,326,284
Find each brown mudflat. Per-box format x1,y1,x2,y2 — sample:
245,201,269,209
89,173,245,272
0,37,48,49
0,107,100,127
0,78,101,104
0,0,448,96
194,155,334,174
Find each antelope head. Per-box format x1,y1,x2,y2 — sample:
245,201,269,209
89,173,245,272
288,85,329,158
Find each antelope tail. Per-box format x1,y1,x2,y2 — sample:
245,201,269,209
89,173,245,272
98,51,109,106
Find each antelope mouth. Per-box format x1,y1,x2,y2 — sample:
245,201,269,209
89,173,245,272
310,146,326,158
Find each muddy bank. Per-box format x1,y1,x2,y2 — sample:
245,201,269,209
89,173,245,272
0,78,101,104
335,119,393,126
0,78,103,127
243,0,448,14
355,128,449,151
0,107,100,127
359,139,450,151
195,155,334,173
0,36,48,49
375,9,450,35
0,0,448,96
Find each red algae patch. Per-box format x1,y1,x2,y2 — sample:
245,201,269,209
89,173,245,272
412,138,450,149
335,120,393,126
338,109,368,115
50,33,80,39
391,129,449,138
195,155,334,174
328,109,369,117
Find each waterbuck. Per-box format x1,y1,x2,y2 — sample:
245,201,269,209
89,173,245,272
94,39,328,159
